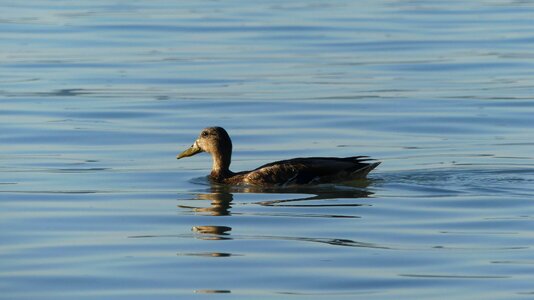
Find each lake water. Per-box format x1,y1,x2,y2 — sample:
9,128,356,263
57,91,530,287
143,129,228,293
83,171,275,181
2,1,534,299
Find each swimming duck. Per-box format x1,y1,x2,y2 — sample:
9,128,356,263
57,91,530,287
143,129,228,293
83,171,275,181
176,127,380,186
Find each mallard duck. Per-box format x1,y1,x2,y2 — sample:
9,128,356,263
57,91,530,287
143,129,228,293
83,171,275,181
177,127,380,186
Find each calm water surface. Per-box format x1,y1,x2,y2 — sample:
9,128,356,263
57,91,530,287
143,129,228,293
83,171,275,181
2,1,534,299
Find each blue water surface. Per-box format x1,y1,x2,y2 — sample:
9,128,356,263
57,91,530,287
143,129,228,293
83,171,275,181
2,1,534,299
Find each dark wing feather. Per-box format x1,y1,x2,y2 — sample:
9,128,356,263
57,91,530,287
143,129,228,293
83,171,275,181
244,156,379,185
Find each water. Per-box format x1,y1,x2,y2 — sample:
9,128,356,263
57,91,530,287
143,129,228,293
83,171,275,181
2,1,534,299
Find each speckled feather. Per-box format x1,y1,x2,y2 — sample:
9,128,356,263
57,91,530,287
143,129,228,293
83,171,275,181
240,157,380,186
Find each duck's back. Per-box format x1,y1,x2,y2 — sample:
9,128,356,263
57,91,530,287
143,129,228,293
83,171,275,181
240,156,380,186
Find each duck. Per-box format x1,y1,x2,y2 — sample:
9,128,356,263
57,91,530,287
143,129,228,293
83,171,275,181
176,127,380,186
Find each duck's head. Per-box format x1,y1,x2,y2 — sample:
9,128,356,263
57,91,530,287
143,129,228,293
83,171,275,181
177,127,233,160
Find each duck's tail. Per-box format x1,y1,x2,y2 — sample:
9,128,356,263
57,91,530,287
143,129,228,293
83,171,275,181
350,161,381,179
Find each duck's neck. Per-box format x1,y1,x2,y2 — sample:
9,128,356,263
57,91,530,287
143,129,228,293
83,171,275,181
210,150,233,181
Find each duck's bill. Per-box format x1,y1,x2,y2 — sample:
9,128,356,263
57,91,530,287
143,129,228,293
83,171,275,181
176,143,202,159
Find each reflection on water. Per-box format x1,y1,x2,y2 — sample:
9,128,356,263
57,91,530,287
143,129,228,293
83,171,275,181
195,289,232,294
176,182,376,250
179,180,372,216
179,190,234,216
178,252,234,258
175,182,390,250
192,226,233,241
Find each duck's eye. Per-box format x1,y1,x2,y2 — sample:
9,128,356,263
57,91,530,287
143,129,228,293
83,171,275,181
201,131,209,138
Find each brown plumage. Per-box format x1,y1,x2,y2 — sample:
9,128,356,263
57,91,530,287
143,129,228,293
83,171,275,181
177,127,380,186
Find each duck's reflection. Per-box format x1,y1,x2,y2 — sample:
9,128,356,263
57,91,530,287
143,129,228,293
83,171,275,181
191,225,232,240
195,290,231,294
179,181,373,217
176,181,386,252
178,192,233,216
178,252,233,258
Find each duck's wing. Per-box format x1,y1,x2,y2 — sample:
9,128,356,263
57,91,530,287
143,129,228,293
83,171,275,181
244,156,380,186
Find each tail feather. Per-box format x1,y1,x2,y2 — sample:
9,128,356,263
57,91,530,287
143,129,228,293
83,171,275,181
350,161,381,179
